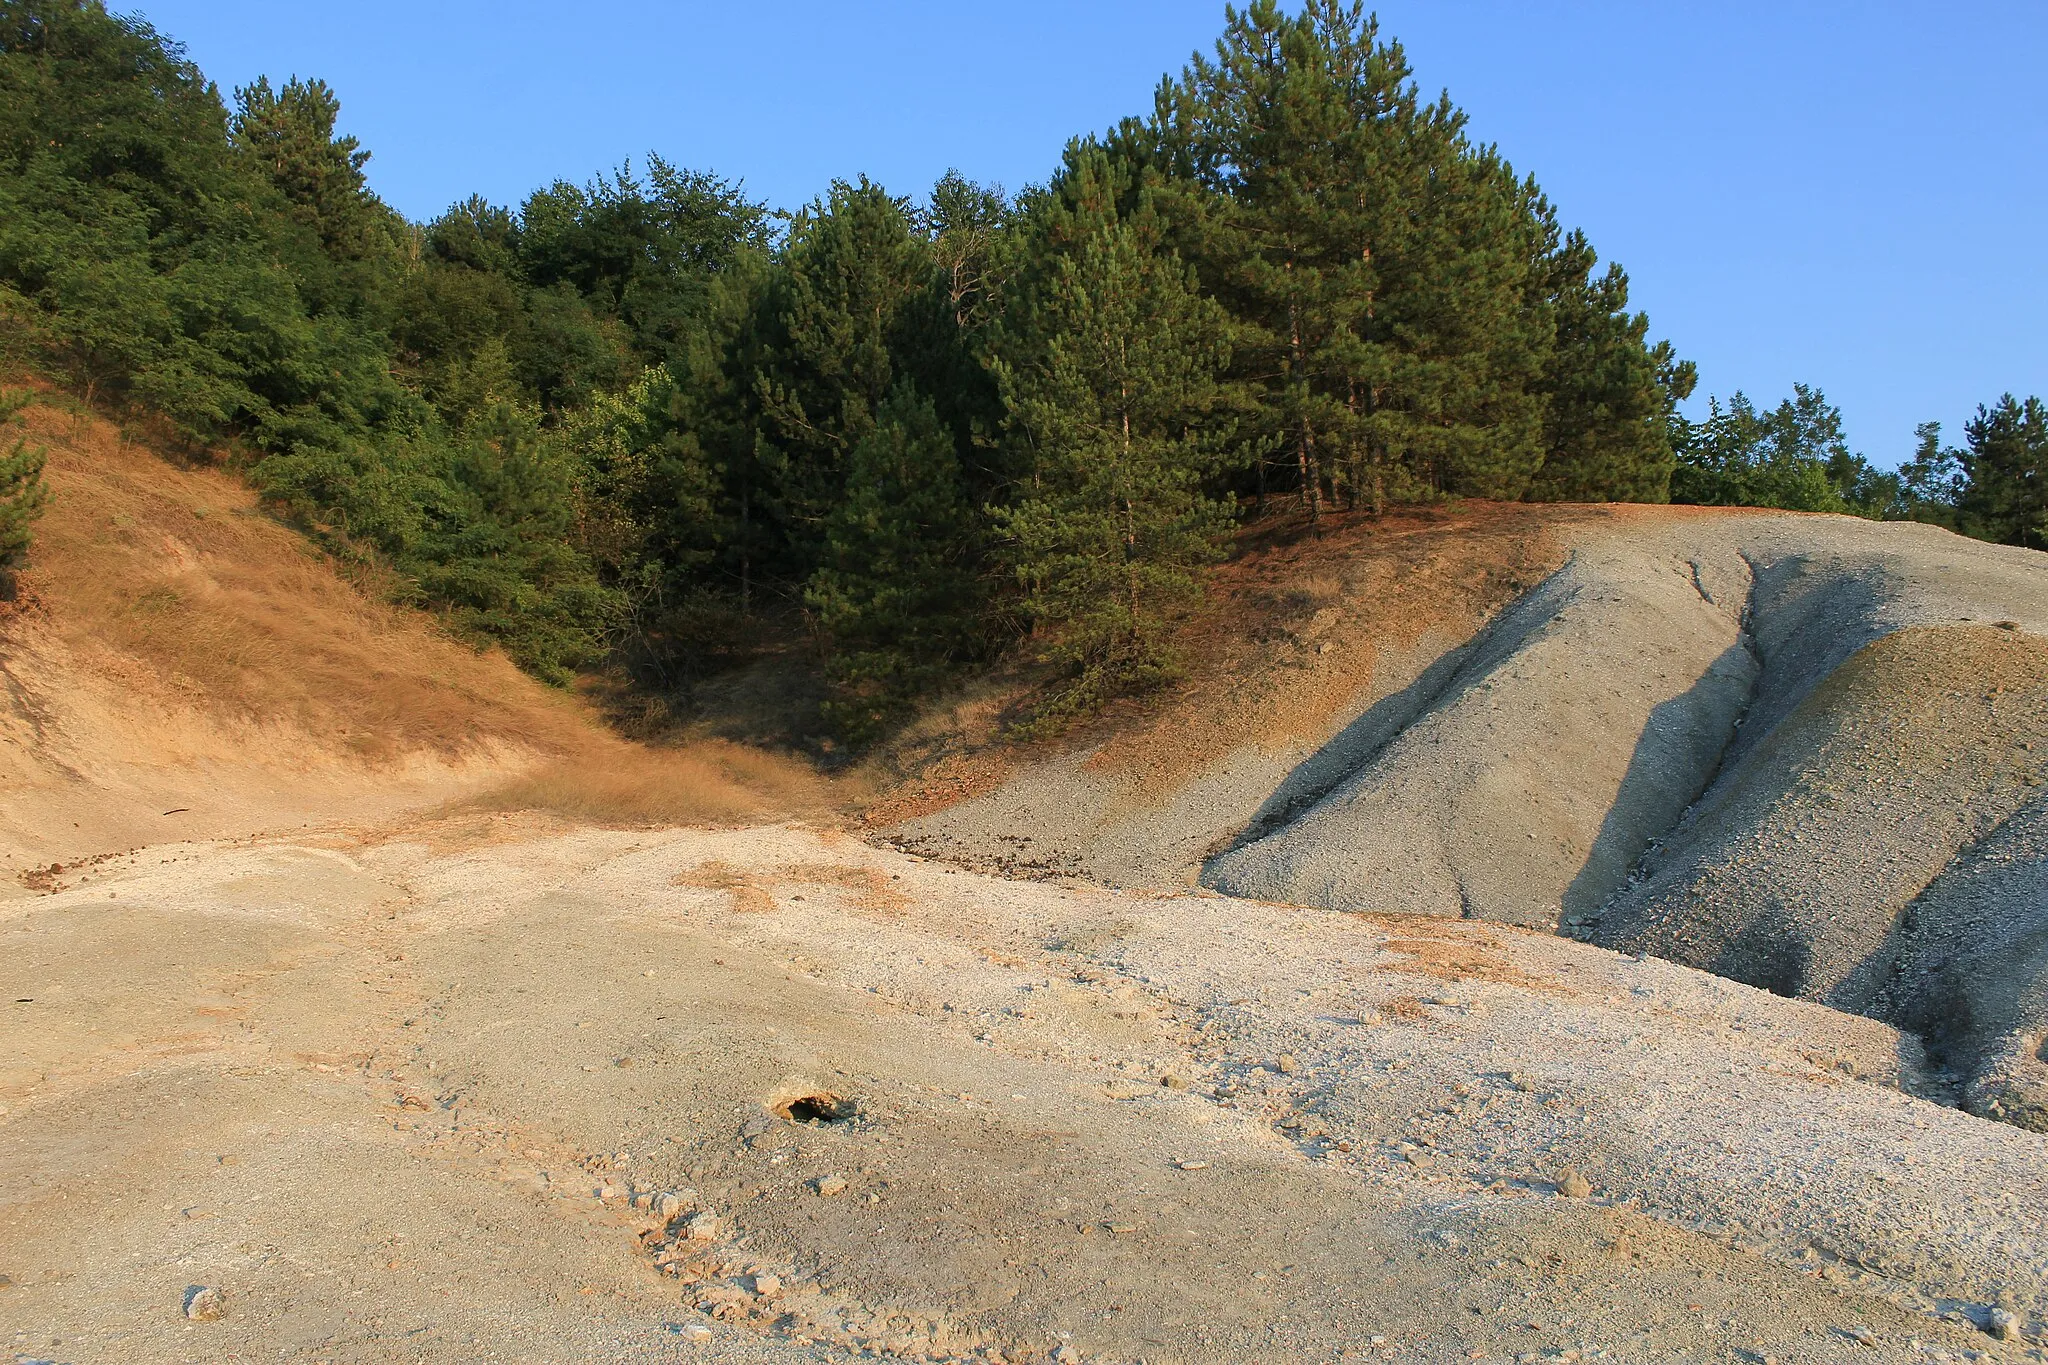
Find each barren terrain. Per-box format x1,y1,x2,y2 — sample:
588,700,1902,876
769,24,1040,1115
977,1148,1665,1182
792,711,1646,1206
3,405,2046,1363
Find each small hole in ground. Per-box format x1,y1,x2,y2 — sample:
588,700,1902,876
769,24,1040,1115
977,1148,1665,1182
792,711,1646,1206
776,1093,859,1125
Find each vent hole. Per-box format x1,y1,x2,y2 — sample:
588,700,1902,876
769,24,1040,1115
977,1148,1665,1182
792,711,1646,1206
777,1093,859,1125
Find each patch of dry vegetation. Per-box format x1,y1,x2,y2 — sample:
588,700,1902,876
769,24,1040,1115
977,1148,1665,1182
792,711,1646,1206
12,393,589,758
476,741,828,829
4,388,833,832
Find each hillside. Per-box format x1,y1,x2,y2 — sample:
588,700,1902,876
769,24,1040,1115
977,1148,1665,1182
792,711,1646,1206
878,505,2048,1132
2,427,2045,1361
0,391,818,871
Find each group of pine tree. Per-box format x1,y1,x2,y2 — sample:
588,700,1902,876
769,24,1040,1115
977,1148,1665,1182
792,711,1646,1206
2,0,2042,742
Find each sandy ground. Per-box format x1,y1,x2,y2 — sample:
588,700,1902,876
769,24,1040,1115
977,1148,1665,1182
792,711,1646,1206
3,818,2044,1364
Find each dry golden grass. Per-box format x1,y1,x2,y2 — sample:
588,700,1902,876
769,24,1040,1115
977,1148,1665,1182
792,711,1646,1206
13,393,590,759
475,740,828,828
668,857,908,916
5,386,834,828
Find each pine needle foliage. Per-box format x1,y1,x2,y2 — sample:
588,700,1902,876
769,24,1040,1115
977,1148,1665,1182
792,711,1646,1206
0,387,48,591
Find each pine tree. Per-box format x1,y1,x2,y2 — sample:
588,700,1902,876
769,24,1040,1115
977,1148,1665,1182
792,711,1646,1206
1669,386,1852,513
1524,225,1695,502
754,177,935,574
0,388,48,595
995,164,1234,722
806,384,979,744
229,76,382,263
1160,2,1557,511
1957,395,2048,550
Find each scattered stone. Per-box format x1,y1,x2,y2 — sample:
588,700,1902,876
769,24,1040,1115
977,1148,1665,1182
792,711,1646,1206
597,1183,621,1200
1175,1159,1210,1170
750,1272,782,1298
183,1285,226,1321
678,1322,713,1341
1403,1150,1433,1168
1160,1073,1188,1090
654,1191,687,1220
1986,1308,2020,1342
630,1191,652,1210
1556,1168,1593,1199
812,1174,849,1197
1276,1054,1300,1074
683,1211,722,1241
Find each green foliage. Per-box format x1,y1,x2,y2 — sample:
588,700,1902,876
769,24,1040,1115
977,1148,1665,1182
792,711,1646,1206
49,0,2009,753
0,386,48,587
1955,395,2048,551
807,386,980,743
1526,228,1696,502
1671,386,1857,513
995,157,1234,724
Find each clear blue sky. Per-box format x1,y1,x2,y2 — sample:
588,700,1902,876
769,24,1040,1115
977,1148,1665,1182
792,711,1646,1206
137,1,2047,469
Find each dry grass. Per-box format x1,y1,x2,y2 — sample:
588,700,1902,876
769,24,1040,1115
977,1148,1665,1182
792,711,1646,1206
12,392,591,759
669,857,909,916
475,740,829,828
3,386,835,830
671,860,777,912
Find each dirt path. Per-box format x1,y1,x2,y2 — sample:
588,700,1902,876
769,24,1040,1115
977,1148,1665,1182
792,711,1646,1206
3,819,2040,1364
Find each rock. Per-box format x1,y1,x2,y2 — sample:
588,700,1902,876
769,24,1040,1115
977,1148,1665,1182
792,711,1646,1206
653,1191,687,1220
1986,1307,2021,1341
683,1211,722,1241
596,1183,621,1200
1403,1149,1432,1168
1556,1168,1593,1199
812,1174,849,1197
1175,1159,1210,1170
1159,1073,1188,1090
678,1322,713,1341
1276,1054,1300,1074
739,1114,773,1141
750,1272,782,1298
183,1285,226,1321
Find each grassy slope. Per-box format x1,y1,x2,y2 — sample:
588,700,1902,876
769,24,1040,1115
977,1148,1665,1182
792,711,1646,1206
0,387,824,868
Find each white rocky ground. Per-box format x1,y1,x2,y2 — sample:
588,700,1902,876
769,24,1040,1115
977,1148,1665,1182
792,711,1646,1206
3,818,2043,1363
894,511,2048,1133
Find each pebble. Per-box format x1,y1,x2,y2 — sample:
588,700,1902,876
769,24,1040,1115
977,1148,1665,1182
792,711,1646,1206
1404,1150,1433,1168
184,1286,226,1321
1276,1054,1300,1074
1985,1308,2020,1341
1175,1159,1210,1170
678,1322,713,1341
1556,1168,1593,1199
683,1211,722,1241
1160,1073,1188,1090
812,1174,849,1197
654,1191,687,1219
750,1273,782,1298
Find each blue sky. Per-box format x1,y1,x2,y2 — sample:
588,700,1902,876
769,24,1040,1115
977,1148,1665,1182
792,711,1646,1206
138,1,2047,469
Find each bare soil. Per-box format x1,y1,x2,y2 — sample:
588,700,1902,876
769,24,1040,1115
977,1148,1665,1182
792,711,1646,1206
3,409,2046,1362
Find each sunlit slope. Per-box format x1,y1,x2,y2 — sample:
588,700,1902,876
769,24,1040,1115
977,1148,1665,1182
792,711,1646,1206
0,392,816,868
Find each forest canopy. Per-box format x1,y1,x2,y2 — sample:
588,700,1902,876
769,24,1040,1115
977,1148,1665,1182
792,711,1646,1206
1,0,2037,742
